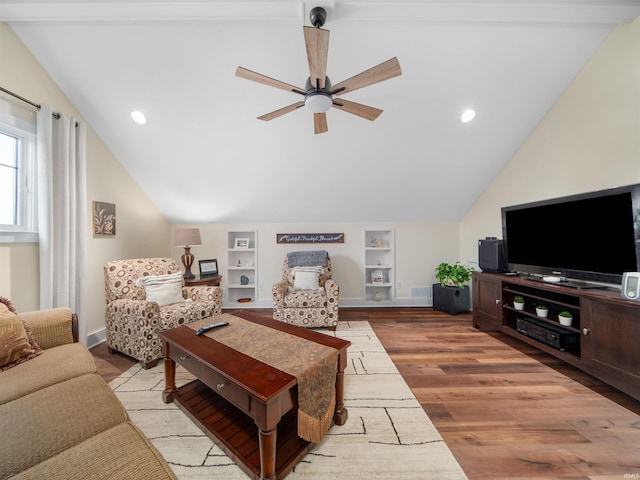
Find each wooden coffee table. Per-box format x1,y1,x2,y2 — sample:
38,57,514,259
160,310,350,480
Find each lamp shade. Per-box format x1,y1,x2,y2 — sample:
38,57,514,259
173,228,202,247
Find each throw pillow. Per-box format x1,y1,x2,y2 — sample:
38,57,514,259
292,266,324,290
0,310,42,371
140,272,185,307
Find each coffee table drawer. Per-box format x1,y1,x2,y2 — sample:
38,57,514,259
200,368,252,415
172,346,202,377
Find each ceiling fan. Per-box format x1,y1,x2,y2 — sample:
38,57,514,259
235,6,402,135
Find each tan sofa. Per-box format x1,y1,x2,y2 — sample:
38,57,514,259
0,305,177,480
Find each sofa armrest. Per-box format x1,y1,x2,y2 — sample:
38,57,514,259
20,308,77,349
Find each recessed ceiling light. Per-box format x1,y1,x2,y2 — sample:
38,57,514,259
131,110,147,124
461,109,476,123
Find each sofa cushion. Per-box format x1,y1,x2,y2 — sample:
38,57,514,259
0,342,97,405
11,422,178,480
0,308,42,372
0,373,128,478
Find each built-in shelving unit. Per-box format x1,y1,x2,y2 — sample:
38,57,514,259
226,230,257,306
364,229,394,302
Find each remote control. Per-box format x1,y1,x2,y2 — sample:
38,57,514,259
195,322,229,336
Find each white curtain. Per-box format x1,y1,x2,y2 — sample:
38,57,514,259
36,105,87,345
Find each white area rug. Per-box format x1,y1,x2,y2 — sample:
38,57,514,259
110,320,468,479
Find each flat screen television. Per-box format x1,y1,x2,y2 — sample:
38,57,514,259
501,184,640,286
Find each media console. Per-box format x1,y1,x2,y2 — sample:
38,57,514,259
472,271,640,401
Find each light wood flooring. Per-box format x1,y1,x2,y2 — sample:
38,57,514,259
91,308,640,480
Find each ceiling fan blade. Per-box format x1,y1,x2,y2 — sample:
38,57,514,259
331,57,402,96
236,67,304,94
303,26,330,89
314,113,328,134
258,101,305,121
333,98,383,121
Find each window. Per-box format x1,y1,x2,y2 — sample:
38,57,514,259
0,114,37,242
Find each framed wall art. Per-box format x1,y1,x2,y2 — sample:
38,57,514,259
93,201,116,236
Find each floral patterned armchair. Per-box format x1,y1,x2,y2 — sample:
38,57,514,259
272,251,339,329
104,257,222,368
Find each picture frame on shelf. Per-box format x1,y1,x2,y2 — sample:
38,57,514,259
234,238,250,249
371,270,384,283
199,259,218,277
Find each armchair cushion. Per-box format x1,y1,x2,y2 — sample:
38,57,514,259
138,272,185,306
292,266,324,290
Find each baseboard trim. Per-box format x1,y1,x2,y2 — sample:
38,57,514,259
87,328,106,350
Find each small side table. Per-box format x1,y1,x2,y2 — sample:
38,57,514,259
184,275,222,287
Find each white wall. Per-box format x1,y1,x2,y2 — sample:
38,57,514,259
460,18,640,264
171,222,460,307
0,23,170,344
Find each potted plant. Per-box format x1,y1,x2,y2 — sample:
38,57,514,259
558,310,573,326
435,262,474,287
433,262,474,315
513,296,525,310
535,305,548,318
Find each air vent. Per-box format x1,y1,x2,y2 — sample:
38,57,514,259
411,286,431,300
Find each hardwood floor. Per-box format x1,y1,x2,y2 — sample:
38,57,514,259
92,308,640,479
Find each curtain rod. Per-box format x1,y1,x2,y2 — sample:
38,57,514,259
0,85,61,119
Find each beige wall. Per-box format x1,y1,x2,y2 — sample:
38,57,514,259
460,18,640,264
0,23,170,343
170,222,460,306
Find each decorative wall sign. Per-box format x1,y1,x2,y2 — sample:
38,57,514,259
93,201,116,236
276,233,344,244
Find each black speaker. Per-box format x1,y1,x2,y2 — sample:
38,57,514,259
479,237,508,273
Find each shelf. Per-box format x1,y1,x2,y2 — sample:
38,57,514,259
504,285,579,310
503,325,582,363
227,230,257,307
364,229,395,303
504,305,580,333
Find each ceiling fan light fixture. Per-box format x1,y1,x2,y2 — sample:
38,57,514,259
305,93,332,113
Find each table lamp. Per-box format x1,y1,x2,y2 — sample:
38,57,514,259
173,228,202,279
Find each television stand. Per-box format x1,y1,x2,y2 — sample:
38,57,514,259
472,271,640,401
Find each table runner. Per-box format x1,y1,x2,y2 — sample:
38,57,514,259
188,314,338,444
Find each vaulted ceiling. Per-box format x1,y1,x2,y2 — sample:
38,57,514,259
3,1,639,223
